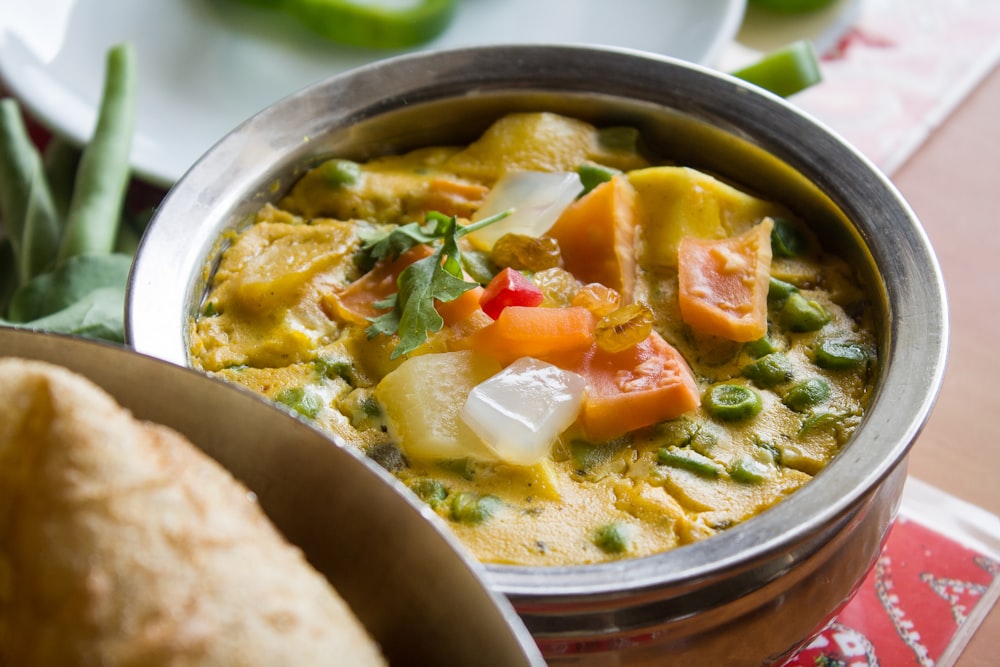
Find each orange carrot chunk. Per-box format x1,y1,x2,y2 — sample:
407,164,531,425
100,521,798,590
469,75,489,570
545,174,638,301
468,306,596,366
573,331,700,442
677,219,774,343
324,243,481,327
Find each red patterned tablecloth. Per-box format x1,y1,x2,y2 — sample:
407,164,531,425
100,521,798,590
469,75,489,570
784,480,1000,667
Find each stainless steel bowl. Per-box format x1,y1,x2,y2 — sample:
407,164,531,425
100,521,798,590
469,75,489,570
126,44,948,665
0,328,545,667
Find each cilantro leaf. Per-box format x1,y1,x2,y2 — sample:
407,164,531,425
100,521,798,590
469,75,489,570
362,209,509,359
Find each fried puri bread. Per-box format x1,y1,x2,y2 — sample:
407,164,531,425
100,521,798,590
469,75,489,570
0,357,386,666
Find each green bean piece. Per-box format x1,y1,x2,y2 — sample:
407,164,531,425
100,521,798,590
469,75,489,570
657,446,723,478
729,456,772,484
597,126,640,152
780,292,831,332
274,386,322,419
783,378,831,412
0,98,62,285
43,134,81,221
593,521,633,554
450,492,501,524
770,217,809,258
319,158,362,187
814,340,869,370
744,336,778,358
202,301,218,317
742,352,794,388
57,42,137,263
704,383,763,421
0,237,16,312
571,437,628,475
767,276,799,307
577,163,620,196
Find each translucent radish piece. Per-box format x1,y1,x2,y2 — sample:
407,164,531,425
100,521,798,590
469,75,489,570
461,357,586,466
466,171,583,250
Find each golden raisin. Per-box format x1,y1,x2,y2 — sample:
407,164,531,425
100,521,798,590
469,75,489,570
490,233,562,272
573,283,622,317
595,303,654,353
532,267,581,307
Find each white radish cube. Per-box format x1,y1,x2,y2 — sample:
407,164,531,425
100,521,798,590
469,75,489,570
466,171,583,250
460,357,586,466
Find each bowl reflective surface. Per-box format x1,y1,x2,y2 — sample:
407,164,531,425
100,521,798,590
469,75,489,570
126,44,948,665
0,328,545,667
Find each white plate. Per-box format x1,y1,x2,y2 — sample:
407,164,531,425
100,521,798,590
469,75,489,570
0,0,745,187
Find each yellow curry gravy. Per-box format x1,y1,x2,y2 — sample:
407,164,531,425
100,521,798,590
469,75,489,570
189,112,876,566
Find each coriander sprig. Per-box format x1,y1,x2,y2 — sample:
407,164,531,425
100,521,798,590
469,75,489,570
363,209,509,359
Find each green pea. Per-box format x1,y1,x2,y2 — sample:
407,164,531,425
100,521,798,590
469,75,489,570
319,158,362,187
315,357,354,383
814,340,869,370
577,163,620,196
770,217,809,258
450,492,501,524
704,384,763,421
742,352,793,388
780,292,830,332
274,386,321,419
409,478,448,506
767,276,799,307
783,378,831,412
593,521,633,554
658,447,722,478
744,336,778,358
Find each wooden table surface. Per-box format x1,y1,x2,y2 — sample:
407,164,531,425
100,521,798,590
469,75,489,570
891,60,1000,667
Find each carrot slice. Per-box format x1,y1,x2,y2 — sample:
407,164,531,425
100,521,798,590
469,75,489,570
467,306,596,366
421,177,489,217
323,243,481,327
545,175,638,301
572,331,700,442
677,219,774,342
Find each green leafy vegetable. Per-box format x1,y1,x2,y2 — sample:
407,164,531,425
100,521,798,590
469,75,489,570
363,209,509,359
0,42,138,343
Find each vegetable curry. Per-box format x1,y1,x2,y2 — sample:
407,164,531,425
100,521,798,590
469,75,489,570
190,112,876,566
